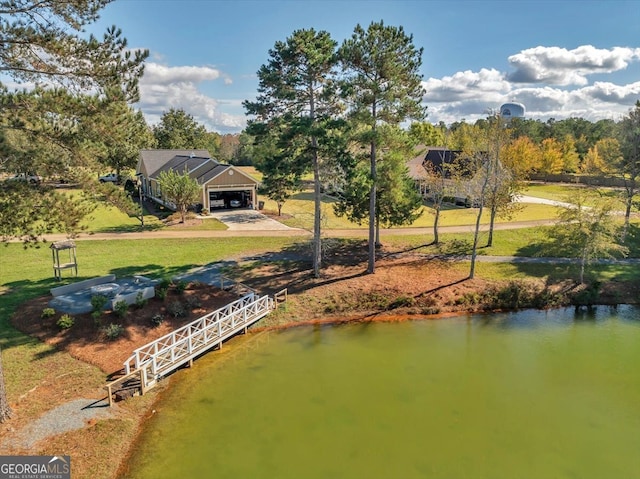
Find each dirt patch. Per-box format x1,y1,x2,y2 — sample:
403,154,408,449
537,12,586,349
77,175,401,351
11,284,240,375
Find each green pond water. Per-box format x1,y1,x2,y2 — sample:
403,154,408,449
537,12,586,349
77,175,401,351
122,306,640,479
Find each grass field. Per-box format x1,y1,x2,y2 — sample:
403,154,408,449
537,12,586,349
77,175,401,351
522,182,626,206
259,190,563,231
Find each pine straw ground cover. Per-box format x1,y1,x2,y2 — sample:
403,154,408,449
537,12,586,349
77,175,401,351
2,244,639,479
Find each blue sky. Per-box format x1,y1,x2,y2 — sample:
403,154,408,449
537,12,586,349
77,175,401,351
88,0,640,133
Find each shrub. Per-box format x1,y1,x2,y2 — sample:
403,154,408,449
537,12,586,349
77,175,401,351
388,295,416,310
175,280,188,294
156,278,170,301
92,313,103,327
150,313,164,327
156,287,168,301
454,292,482,306
91,294,108,312
103,323,124,341
41,307,55,319
185,295,202,309
113,300,129,318
135,291,148,309
56,314,74,330
572,281,601,306
167,300,187,318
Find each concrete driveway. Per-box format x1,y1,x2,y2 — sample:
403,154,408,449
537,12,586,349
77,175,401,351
208,209,296,231
514,195,574,208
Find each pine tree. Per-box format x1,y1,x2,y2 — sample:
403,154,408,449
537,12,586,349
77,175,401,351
339,21,425,273
244,29,342,278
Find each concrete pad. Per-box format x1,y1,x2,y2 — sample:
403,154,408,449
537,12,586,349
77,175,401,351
49,275,159,315
207,209,295,231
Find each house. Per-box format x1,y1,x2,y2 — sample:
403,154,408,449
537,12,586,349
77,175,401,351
136,149,259,212
407,146,485,207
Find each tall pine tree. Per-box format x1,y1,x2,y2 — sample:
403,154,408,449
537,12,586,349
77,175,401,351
339,21,425,273
244,29,343,278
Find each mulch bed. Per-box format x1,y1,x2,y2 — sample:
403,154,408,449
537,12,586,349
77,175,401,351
11,284,240,376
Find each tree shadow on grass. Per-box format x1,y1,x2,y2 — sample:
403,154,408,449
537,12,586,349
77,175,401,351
92,223,165,233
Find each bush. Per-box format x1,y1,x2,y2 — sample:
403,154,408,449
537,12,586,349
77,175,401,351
454,292,482,306
135,291,148,309
91,294,108,312
103,323,124,341
175,280,188,294
156,287,168,301
571,281,602,307
167,301,187,318
92,313,103,327
156,278,170,301
113,300,129,318
150,313,164,327
56,314,74,330
388,295,416,310
185,295,202,309
41,307,55,319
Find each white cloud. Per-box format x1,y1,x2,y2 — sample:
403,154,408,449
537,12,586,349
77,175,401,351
142,63,224,84
422,45,640,125
133,45,640,132
138,62,244,133
506,45,640,86
423,68,510,102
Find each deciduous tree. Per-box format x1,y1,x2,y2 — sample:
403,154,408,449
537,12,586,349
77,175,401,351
539,138,564,175
157,169,200,223
545,190,628,284
153,108,219,154
616,101,640,238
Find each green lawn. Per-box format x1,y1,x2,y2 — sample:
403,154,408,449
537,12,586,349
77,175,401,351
522,182,626,207
259,190,562,231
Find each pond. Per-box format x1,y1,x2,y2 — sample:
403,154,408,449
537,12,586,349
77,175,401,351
121,306,640,479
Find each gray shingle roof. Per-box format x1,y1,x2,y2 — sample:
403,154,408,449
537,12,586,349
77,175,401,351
139,149,211,177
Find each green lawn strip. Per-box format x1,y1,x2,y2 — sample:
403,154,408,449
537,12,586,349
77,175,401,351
380,227,554,257
178,217,228,231
470,262,640,284
264,190,561,231
522,182,626,207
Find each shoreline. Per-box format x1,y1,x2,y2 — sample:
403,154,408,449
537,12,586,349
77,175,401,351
115,300,638,476
3,264,639,478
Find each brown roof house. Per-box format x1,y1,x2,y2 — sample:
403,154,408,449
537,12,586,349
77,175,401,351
407,146,498,207
136,149,259,212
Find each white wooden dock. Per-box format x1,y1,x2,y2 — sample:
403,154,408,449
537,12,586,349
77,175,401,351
106,290,285,405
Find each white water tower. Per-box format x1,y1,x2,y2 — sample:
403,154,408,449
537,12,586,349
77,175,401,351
499,102,525,120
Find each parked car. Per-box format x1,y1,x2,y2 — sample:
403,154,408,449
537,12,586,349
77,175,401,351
229,199,242,208
99,173,120,183
7,172,42,184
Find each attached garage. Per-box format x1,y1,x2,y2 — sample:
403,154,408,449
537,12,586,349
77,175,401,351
136,149,259,212
202,167,258,211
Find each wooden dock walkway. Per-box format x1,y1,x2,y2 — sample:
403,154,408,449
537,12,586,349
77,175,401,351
106,289,286,405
